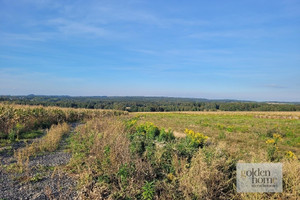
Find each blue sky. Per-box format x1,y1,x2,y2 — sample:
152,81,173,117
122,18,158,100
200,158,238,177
0,0,299,101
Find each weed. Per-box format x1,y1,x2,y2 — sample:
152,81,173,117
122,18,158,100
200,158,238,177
19,130,43,139
142,181,155,200
8,130,16,142
30,173,43,183
158,128,175,142
184,129,209,148
218,132,226,140
285,151,297,160
117,163,132,187
266,133,282,161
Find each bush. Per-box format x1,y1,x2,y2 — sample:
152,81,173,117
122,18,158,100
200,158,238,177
184,129,209,148
158,128,175,142
136,122,160,140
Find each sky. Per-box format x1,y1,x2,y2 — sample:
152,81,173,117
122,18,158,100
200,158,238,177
0,0,299,101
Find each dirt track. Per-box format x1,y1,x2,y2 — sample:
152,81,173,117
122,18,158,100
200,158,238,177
0,124,79,200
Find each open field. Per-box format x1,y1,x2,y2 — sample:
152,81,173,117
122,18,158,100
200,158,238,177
133,111,300,159
0,105,299,199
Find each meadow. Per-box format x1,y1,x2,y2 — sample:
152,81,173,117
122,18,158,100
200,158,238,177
134,112,300,159
0,104,299,199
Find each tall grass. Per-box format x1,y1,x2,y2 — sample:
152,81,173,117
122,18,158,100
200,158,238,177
0,103,127,139
67,117,155,199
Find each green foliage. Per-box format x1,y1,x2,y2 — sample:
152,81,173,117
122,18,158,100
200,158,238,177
266,134,282,161
202,146,216,165
267,146,278,162
1,95,299,112
142,181,155,200
103,145,111,168
30,173,43,183
156,144,175,175
129,131,147,156
0,132,6,139
8,130,16,142
184,129,209,148
117,163,133,187
68,129,96,169
175,139,198,160
125,118,138,130
129,122,175,158
97,174,111,184
218,132,226,139
144,144,156,162
19,130,43,139
136,122,160,139
158,128,175,142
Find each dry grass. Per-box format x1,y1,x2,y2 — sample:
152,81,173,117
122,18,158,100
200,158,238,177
68,117,155,199
179,150,210,199
176,143,300,200
0,103,127,138
135,111,300,116
14,123,70,172
177,144,237,200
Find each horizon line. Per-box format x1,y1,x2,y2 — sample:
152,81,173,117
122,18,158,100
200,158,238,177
0,94,299,104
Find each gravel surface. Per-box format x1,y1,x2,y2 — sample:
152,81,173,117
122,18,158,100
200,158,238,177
0,123,80,200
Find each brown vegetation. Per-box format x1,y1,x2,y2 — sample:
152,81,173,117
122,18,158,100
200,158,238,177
14,123,70,173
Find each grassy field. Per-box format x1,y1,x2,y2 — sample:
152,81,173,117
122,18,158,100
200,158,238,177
1,105,299,199
65,111,299,199
133,112,300,160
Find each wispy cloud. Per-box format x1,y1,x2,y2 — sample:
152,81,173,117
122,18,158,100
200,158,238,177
47,18,110,38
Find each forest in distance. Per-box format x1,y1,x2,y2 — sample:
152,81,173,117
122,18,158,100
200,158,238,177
1,95,299,112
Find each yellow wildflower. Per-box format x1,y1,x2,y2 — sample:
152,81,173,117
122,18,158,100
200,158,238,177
285,151,297,160
185,128,209,146
273,134,282,140
184,128,189,134
266,139,275,144
167,173,175,181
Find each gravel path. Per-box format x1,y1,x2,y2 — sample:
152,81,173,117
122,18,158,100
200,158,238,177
0,123,80,200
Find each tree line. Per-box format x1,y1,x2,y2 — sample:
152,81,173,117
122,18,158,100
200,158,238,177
0,95,299,112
